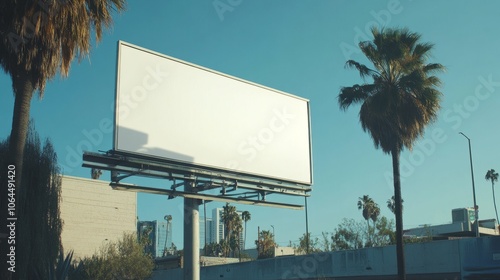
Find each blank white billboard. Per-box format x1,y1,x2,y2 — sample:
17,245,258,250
114,41,312,185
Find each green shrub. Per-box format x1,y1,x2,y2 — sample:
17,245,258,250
75,232,154,280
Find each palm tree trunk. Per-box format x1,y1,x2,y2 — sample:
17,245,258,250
0,74,34,280
366,219,371,246
238,234,241,262
11,76,33,278
244,221,247,250
372,219,377,245
392,147,406,280
10,74,34,189
492,182,499,224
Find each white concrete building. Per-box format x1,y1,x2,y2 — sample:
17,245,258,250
60,175,137,260
404,207,499,239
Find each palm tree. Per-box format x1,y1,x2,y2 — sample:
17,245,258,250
370,202,381,227
221,203,233,256
221,203,241,257
357,195,375,239
338,27,445,280
387,195,404,214
358,195,379,246
232,220,243,260
485,169,499,224
1,3,125,277
255,230,275,259
241,211,251,250
0,1,126,187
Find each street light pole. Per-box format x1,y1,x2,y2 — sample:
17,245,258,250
459,132,479,237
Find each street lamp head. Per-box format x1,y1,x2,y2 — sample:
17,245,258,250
459,132,470,140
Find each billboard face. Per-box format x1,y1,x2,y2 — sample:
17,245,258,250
115,41,312,185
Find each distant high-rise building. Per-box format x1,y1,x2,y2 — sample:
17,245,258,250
137,219,173,258
200,217,213,248
212,208,224,244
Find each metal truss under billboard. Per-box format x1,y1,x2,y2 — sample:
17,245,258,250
114,41,312,187
83,150,309,209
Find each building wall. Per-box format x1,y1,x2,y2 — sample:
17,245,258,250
60,175,136,260
405,207,499,238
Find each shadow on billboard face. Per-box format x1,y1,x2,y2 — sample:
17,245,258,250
116,126,194,164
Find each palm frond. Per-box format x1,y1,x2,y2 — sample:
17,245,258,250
423,63,446,74
359,42,383,71
412,42,433,60
359,105,399,153
486,169,499,182
0,0,126,96
345,60,377,80
338,84,376,110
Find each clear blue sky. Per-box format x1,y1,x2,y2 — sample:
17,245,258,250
1,0,500,249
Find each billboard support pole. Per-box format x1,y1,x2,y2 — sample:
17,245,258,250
183,180,200,280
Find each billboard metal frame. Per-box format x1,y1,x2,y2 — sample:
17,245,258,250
83,150,309,210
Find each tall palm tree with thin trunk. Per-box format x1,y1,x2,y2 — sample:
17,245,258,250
221,203,241,257
232,219,243,260
370,202,381,228
357,195,380,246
369,203,381,247
338,27,445,280
357,195,376,244
485,169,499,224
242,211,251,250
1,1,125,277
